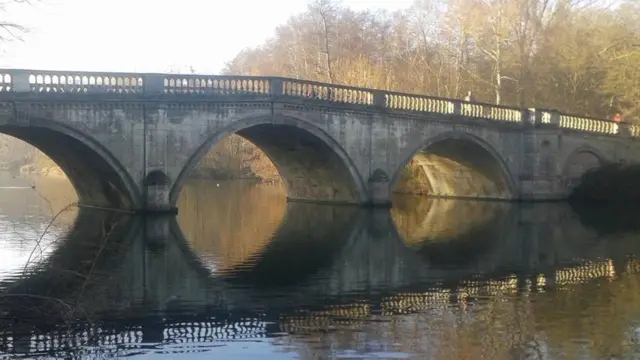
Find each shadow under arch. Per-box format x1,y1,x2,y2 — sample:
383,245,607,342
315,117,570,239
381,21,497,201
391,131,517,200
560,144,608,169
561,144,607,194
169,115,368,206
0,119,140,210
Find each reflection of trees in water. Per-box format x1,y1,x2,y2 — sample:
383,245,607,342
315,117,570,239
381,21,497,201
0,210,137,327
0,175,77,223
279,262,640,360
33,176,77,221
8,179,640,360
391,196,510,246
274,202,640,360
0,175,77,260
533,260,640,360
177,180,286,271
390,196,514,269
4,190,640,359
276,298,540,360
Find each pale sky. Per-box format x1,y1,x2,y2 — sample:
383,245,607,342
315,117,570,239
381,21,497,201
0,0,413,74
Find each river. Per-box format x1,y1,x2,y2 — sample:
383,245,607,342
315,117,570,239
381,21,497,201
1,172,640,359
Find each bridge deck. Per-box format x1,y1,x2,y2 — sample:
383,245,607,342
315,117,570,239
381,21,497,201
0,68,633,138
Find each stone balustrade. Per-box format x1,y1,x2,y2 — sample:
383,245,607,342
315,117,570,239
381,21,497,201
560,114,619,135
385,92,455,114
0,69,636,138
164,74,270,95
282,78,374,105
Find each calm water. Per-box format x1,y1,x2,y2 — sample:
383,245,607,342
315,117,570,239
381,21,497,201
1,173,640,359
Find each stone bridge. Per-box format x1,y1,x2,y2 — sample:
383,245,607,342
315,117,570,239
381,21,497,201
0,69,637,212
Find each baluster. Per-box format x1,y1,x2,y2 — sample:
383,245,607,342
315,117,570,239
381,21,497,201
131,77,138,92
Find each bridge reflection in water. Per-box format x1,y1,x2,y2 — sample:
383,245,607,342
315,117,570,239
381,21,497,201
1,185,640,359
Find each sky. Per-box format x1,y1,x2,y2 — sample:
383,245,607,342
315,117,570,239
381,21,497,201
0,0,413,74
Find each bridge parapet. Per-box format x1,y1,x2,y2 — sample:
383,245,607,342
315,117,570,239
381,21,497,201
0,68,634,137
559,113,619,135
384,91,455,114
280,78,375,105
162,74,271,95
627,123,640,137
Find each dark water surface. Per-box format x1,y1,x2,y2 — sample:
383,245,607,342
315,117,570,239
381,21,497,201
1,173,640,359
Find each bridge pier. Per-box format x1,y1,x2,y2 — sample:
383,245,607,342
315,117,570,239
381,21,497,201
367,169,393,208
143,170,178,214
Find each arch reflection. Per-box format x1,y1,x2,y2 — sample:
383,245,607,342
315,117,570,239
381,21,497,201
1,189,640,358
176,180,286,272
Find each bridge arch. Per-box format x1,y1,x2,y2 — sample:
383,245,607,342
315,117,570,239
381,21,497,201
561,145,607,193
0,119,140,210
391,131,517,200
170,115,368,206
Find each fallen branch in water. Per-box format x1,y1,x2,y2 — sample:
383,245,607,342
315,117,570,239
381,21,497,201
21,202,77,276
0,293,73,314
77,215,119,303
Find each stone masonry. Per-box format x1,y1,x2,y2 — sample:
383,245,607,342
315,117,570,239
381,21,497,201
0,69,637,212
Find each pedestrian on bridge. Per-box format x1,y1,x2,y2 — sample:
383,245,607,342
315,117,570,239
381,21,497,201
464,91,475,102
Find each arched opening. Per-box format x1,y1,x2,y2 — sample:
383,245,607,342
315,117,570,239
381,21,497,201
171,117,367,207
145,170,171,186
392,134,515,200
562,148,603,194
0,125,138,212
171,117,367,286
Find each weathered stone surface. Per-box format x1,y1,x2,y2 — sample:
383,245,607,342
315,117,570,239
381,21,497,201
0,70,636,211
